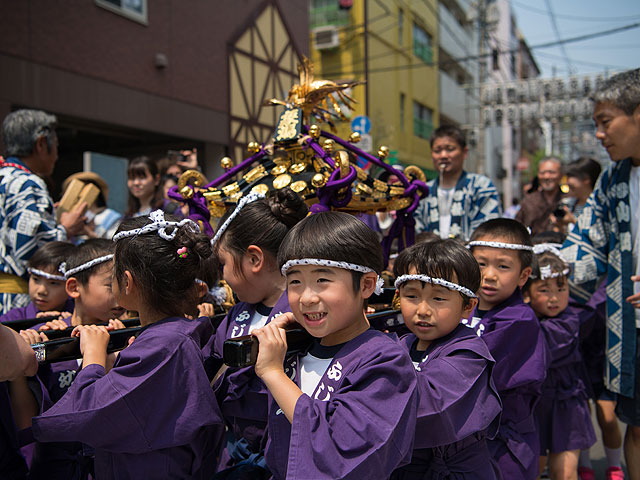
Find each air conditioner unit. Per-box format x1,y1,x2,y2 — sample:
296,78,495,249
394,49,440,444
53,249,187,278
313,26,340,50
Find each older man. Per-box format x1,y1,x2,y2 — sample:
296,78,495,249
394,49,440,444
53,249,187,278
0,109,86,314
516,157,564,237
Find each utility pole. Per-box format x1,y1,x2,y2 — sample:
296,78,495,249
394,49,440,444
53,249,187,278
476,0,487,176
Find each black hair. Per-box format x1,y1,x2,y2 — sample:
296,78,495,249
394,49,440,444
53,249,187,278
393,239,480,307
65,238,114,286
278,211,384,293
114,214,213,318
565,157,602,190
216,188,308,275
524,250,570,292
532,231,565,245
125,156,164,217
469,218,533,269
430,125,467,149
27,241,75,274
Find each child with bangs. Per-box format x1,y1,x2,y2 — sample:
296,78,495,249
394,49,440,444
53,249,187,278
466,218,549,480
523,245,597,480
252,211,418,480
390,238,502,479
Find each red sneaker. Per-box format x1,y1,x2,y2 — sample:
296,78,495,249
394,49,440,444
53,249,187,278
578,467,595,480
606,466,625,480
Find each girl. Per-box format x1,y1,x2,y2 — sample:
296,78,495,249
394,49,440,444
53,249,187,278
391,238,502,479
125,156,164,218
210,188,308,478
32,211,225,479
523,245,596,480
253,211,418,479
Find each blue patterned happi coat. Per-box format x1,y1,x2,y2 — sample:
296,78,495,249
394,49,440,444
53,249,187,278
562,158,637,397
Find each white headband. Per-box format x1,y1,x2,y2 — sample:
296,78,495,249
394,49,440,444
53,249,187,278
467,240,534,251
113,209,200,242
533,243,563,257
280,258,385,295
27,267,66,282
394,274,477,298
211,192,265,247
531,265,571,281
59,254,114,279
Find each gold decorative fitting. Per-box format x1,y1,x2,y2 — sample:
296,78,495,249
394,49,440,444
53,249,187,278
323,139,335,154
313,157,330,173
349,132,361,143
311,173,327,188
356,183,373,195
289,163,307,175
251,184,269,195
243,165,266,183
354,166,368,181
404,165,426,183
209,205,227,218
203,189,222,201
179,186,194,199
308,124,320,139
378,145,390,158
273,174,292,189
247,141,261,154
220,157,234,170
222,182,240,195
389,186,405,196
373,179,389,192
290,180,307,193
177,169,206,191
229,191,244,202
271,165,288,176
334,151,350,178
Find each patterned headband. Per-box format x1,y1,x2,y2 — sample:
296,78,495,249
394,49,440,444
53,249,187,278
280,258,385,295
532,243,563,257
59,254,114,279
531,265,571,281
394,274,477,298
113,210,200,242
467,240,534,251
27,267,66,282
210,192,265,247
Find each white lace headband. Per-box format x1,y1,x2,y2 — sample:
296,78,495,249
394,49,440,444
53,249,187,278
531,265,571,281
280,258,385,295
112,209,200,242
467,240,534,251
59,254,114,279
27,268,66,282
211,192,265,247
532,243,563,257
394,274,477,298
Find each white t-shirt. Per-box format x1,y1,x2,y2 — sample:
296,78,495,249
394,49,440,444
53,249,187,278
300,354,333,397
630,166,640,327
248,304,270,333
437,186,455,239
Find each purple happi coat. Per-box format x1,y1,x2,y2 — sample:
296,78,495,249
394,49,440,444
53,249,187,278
0,382,28,479
392,324,502,480
464,289,549,480
265,329,418,480
212,292,291,471
32,316,224,480
0,298,75,323
535,302,597,453
582,282,607,399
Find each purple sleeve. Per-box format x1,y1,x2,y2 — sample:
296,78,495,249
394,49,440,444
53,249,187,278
414,350,501,449
32,333,222,453
280,350,417,479
0,305,33,322
540,312,579,364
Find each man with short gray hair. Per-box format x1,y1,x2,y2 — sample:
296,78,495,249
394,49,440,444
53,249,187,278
0,109,87,313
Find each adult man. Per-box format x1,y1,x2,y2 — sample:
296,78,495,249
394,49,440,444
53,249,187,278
0,109,86,314
562,68,640,479
413,125,501,240
516,156,564,237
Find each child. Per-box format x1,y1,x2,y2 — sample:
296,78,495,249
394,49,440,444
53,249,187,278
210,188,308,477
465,218,549,480
522,244,596,480
253,211,418,479
31,211,225,479
390,238,502,479
0,241,75,323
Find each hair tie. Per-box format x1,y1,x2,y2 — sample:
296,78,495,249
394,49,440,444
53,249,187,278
210,192,266,247
59,254,114,279
466,240,533,251
113,209,200,242
280,258,384,295
394,274,477,298
532,243,563,257
530,265,571,281
177,247,188,259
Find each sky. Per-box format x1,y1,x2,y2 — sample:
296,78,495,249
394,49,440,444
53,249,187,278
509,0,640,80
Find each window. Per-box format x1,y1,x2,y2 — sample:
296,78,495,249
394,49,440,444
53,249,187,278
413,102,433,140
412,23,432,63
311,0,350,29
492,49,500,71
398,9,404,45
96,0,147,24
400,93,405,131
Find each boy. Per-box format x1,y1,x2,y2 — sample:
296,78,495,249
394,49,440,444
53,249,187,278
562,68,640,479
466,218,549,480
413,125,501,240
391,239,502,479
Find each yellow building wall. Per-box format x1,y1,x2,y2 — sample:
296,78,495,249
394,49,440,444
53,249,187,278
310,0,439,174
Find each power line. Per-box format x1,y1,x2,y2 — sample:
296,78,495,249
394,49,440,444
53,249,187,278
544,0,572,74
510,0,640,23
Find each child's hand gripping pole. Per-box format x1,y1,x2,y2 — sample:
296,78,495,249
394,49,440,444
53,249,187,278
71,324,111,368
